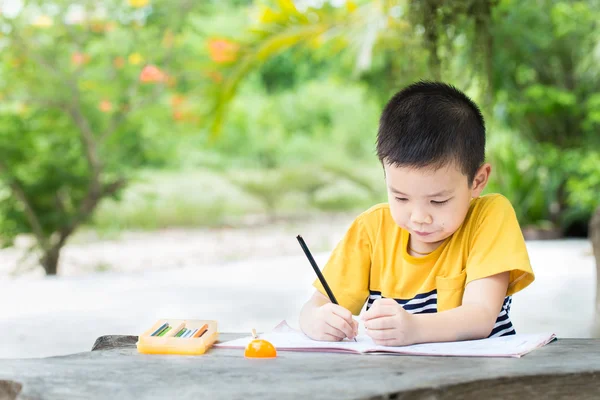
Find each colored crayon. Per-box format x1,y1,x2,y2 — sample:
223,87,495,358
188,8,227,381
151,323,169,337
158,326,172,337
192,324,208,338
185,329,198,338
163,322,185,337
154,325,169,337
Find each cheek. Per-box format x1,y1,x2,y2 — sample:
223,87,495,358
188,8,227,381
389,202,408,227
440,204,470,231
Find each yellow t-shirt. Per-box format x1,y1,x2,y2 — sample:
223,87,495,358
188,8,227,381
314,194,534,336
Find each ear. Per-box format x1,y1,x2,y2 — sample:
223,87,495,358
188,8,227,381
471,163,491,198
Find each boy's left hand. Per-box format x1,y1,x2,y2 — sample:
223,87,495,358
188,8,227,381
361,298,416,346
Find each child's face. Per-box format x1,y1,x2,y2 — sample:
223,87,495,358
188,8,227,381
384,162,490,249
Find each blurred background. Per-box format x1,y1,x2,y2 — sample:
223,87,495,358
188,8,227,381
0,0,599,358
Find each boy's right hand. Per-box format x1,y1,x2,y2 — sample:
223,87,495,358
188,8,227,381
304,303,358,341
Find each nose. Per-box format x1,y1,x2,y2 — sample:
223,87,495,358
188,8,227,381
410,208,432,225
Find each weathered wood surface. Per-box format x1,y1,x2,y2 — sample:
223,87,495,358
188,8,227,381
1,335,600,400
91,335,138,351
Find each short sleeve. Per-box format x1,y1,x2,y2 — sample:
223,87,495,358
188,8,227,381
466,195,535,296
313,215,372,315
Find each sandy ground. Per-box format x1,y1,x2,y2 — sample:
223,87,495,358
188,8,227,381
0,214,355,277
0,218,596,359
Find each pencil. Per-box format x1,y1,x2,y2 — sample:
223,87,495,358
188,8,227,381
296,235,357,342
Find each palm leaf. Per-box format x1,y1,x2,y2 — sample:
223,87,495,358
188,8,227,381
208,0,396,137
209,23,328,137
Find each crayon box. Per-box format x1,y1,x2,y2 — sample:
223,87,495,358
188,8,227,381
137,319,218,355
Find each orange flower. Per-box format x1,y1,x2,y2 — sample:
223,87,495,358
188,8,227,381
172,110,199,124
71,52,90,66
99,100,113,113
207,39,239,63
170,95,185,108
90,20,108,33
139,65,166,83
113,57,125,69
172,110,184,121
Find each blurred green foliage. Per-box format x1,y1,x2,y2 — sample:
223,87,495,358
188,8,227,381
0,0,208,273
204,0,600,233
1,0,599,275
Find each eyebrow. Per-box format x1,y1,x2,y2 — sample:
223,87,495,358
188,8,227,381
389,187,454,197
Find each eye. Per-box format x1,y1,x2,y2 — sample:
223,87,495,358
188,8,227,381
395,197,408,202
431,199,450,205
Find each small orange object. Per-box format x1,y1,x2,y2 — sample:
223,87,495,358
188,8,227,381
99,100,112,113
244,328,277,359
139,64,166,83
207,38,239,63
71,52,90,66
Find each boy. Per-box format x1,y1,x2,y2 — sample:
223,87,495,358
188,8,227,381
299,81,534,346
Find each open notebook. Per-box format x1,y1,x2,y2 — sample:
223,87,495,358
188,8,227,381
215,321,557,358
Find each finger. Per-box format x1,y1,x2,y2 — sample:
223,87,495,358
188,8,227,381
362,299,400,319
328,314,355,339
324,304,355,337
330,304,353,323
320,305,354,339
365,327,396,341
364,316,396,330
322,322,347,340
375,298,399,306
351,319,359,336
363,304,399,321
322,305,355,338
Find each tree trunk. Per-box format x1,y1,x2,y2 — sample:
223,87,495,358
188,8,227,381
424,0,441,81
473,0,495,108
40,245,61,276
591,206,600,337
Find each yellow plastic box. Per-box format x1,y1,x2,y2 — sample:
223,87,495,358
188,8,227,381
136,319,218,355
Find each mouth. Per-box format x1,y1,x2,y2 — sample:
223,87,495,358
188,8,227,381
413,230,433,237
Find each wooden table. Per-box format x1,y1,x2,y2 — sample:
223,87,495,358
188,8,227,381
1,334,599,399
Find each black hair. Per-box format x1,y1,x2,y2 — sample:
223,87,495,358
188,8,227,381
376,81,485,183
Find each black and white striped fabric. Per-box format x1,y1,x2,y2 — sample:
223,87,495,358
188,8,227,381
489,296,515,337
366,290,515,338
